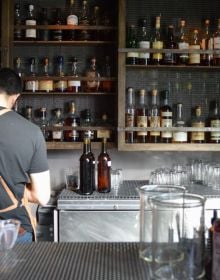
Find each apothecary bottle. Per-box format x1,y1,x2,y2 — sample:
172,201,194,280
138,19,150,65
208,100,220,143
136,89,148,143
84,57,100,92
64,101,80,142
67,57,81,92
177,20,189,65
151,16,163,65
97,138,111,193
91,5,101,40
51,108,64,142
39,57,53,92
189,29,200,65
79,137,95,195
160,90,173,143
149,89,160,143
25,4,37,40
172,103,188,143
14,3,22,40
125,87,135,143
126,25,138,65
24,57,39,92
191,105,205,143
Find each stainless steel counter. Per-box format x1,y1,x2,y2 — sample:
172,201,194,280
0,242,149,280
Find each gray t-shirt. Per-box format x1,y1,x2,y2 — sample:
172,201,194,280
0,110,49,232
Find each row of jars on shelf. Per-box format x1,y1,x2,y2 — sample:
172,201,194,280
23,103,114,142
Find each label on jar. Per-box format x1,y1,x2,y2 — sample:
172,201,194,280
52,124,62,140
152,41,163,60
189,45,200,64
54,80,67,92
149,116,160,136
67,15,78,25
178,42,189,60
161,118,172,138
137,115,148,136
68,80,81,87
172,131,187,142
25,20,36,38
127,52,139,58
211,119,220,141
125,113,135,127
97,129,110,139
191,122,205,141
25,80,39,92
39,80,53,92
139,41,150,59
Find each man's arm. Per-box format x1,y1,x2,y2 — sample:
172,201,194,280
26,170,51,206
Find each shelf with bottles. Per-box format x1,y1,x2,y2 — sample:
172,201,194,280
46,141,115,150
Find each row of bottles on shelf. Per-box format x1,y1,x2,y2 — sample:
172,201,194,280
23,101,114,142
127,16,220,66
15,56,114,93
14,1,114,41
125,87,220,144
79,137,111,195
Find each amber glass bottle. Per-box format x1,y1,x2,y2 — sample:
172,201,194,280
97,138,111,193
63,101,80,142
160,90,173,143
149,89,161,143
136,89,148,143
190,105,205,143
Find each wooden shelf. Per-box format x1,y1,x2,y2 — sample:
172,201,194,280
46,141,115,150
14,40,116,45
22,91,116,95
15,25,117,30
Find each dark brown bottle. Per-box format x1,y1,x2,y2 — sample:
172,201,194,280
164,25,177,65
39,8,50,41
79,137,95,195
97,138,111,193
14,3,22,40
25,4,37,40
63,101,80,142
136,89,148,143
52,8,63,41
160,90,173,143
190,105,205,143
149,89,161,143
209,100,220,143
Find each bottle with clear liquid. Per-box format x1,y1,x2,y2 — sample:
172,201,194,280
24,57,39,92
149,89,161,143
79,137,95,195
97,138,111,193
172,103,188,143
151,16,163,65
64,101,80,142
191,105,205,143
14,3,22,40
25,4,37,40
84,57,100,92
208,100,220,143
67,57,81,92
136,89,148,143
200,19,213,66
138,19,150,65
164,25,177,65
160,90,173,143
126,25,138,65
66,0,78,40
177,20,189,65
39,57,53,92
213,19,220,66
189,29,201,65
125,87,136,143
51,108,64,142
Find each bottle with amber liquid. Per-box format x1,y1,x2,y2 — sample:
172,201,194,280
79,137,95,195
189,29,201,65
24,57,39,92
208,100,220,143
101,56,113,92
97,138,111,193
172,103,188,143
50,108,64,142
160,90,173,143
84,57,100,92
149,89,161,143
164,25,177,65
200,19,213,66
63,101,80,142
125,87,136,143
190,105,205,143
136,89,148,143
25,4,37,40
67,57,81,92
39,57,53,92
151,16,163,65
177,20,189,65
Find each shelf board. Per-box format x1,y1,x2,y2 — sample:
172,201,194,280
126,65,220,70
14,40,116,45
15,25,117,30
118,143,220,152
46,141,115,150
21,76,117,81
22,91,116,95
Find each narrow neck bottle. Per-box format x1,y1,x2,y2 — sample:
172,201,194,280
25,5,37,40
201,19,213,66
152,16,163,65
54,56,67,92
52,109,63,142
52,8,63,41
40,8,50,41
149,89,160,143
125,87,135,143
136,89,148,143
138,19,150,65
172,103,188,143
64,102,80,142
126,25,138,65
189,29,200,65
209,101,220,143
191,106,205,143
178,20,189,65
160,90,172,143
39,58,53,92
25,58,39,92
164,25,177,65
67,57,81,92
14,4,22,40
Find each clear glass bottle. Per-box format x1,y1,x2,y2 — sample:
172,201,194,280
200,19,213,66
39,8,50,41
51,108,64,142
66,0,78,40
25,4,37,40
63,101,80,142
189,29,201,65
172,103,188,143
79,0,91,41
54,56,67,92
138,19,150,65
149,89,161,143
191,105,205,143
39,57,53,92
126,25,138,65
79,137,95,195
160,90,173,143
177,20,189,65
52,8,63,41
125,87,136,143
151,16,163,65
67,57,81,92
97,137,111,193
213,18,220,66
84,57,100,92
24,57,39,92
164,25,177,65
38,107,50,141
209,100,220,143
14,3,22,40
136,89,148,143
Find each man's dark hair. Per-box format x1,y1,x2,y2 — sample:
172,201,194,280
0,68,22,95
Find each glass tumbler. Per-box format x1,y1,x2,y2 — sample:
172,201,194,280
139,185,186,263
150,193,205,280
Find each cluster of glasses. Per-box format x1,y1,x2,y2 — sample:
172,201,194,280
149,159,220,190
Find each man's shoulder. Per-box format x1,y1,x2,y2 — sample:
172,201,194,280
10,111,40,131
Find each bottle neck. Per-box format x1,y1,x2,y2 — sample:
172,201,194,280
83,138,91,153
101,138,107,153
177,104,183,120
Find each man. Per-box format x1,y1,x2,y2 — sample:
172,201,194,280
0,68,51,242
